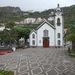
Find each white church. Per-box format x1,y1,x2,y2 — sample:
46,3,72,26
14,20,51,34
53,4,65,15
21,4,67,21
29,4,64,48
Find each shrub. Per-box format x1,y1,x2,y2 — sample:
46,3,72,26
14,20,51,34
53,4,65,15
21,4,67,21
0,70,14,75
68,49,75,57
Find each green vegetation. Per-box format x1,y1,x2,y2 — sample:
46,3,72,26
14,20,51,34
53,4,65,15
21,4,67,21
65,24,75,57
62,5,75,27
0,70,14,75
0,21,18,47
0,22,36,47
0,6,22,23
65,24,75,51
14,25,31,40
68,49,75,57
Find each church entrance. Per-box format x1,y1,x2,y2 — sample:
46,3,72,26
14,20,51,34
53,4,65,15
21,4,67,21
43,37,49,48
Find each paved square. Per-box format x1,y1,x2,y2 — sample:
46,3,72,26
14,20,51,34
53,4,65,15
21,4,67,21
0,48,75,75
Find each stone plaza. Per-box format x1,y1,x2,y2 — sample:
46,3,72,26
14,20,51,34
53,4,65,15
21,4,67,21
0,48,75,75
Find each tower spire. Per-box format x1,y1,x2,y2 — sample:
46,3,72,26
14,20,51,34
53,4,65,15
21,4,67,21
57,4,59,8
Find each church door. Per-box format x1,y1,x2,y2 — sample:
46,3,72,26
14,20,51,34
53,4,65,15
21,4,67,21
43,38,49,48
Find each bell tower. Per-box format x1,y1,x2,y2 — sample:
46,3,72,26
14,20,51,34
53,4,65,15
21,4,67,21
55,4,64,47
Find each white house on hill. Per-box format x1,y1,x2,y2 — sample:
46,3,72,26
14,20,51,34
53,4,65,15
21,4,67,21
29,4,64,48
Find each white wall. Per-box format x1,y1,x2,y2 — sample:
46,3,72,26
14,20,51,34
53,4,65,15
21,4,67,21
29,32,37,46
55,15,64,46
37,23,55,47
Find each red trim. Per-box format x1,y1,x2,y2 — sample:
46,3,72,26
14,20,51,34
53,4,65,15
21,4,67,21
0,49,12,55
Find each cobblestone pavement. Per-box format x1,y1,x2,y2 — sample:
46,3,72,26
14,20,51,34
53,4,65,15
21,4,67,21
0,48,75,75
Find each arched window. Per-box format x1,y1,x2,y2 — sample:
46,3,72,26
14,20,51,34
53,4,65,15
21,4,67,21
32,40,35,45
57,18,60,26
43,30,48,37
32,34,35,38
58,40,61,46
58,33,60,38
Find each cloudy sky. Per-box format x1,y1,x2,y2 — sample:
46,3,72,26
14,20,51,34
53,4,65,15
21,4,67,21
0,0,75,11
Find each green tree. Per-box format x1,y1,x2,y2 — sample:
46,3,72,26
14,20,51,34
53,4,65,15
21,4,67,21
65,25,75,50
5,21,16,29
14,26,31,41
0,21,17,46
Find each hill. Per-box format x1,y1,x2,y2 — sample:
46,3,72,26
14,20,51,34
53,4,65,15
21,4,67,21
28,5,75,27
0,6,23,23
62,5,75,27
0,5,75,27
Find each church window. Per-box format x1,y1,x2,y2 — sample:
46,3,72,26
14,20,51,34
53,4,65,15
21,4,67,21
57,18,60,26
32,34,35,38
32,40,35,45
58,33,60,38
43,30,48,37
58,40,61,46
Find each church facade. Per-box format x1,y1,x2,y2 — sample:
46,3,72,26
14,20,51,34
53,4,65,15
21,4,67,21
29,4,64,47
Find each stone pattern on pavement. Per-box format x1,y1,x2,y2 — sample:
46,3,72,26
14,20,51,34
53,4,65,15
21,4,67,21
0,48,75,75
